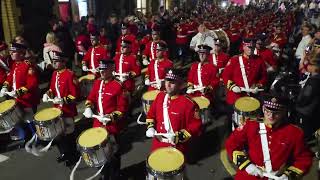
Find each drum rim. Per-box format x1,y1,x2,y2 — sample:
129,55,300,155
77,128,109,150
79,74,95,81
146,147,185,177
234,97,260,112
33,108,63,124
0,99,17,115
192,96,210,109
142,90,160,101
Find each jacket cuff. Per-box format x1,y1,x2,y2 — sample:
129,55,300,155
227,80,235,90
2,81,9,89
63,95,76,104
111,111,122,121
232,151,251,170
16,87,28,96
175,129,191,144
85,100,93,108
284,166,304,178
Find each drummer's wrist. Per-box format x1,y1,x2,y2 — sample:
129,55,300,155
146,119,155,129
175,129,191,144
85,100,93,108
232,150,251,170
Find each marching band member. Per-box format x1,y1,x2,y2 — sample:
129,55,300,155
255,34,278,73
82,33,109,76
208,39,230,75
144,41,173,91
175,17,190,65
145,68,202,154
226,94,313,180
187,45,219,101
83,60,128,179
116,24,139,55
42,50,79,166
222,38,267,105
113,40,141,93
142,27,162,65
0,42,40,140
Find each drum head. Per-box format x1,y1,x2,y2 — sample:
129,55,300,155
78,127,108,148
34,108,62,122
79,74,95,82
142,90,160,101
0,99,16,114
235,97,260,112
192,96,210,109
148,147,184,173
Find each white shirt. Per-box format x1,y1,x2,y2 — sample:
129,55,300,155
295,34,312,59
190,32,215,52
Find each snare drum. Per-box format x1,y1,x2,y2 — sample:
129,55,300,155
34,108,64,141
233,97,260,128
142,90,160,114
77,127,114,167
0,99,23,131
79,74,95,98
146,147,185,180
192,96,210,125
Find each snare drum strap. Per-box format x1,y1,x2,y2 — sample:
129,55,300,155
69,156,105,180
98,81,104,116
163,94,174,134
197,63,203,88
151,42,155,60
259,123,273,173
91,47,96,70
238,56,250,90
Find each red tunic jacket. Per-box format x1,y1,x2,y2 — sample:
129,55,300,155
147,92,202,154
113,54,141,92
222,55,267,105
48,69,79,117
87,79,128,135
145,58,173,91
4,60,40,108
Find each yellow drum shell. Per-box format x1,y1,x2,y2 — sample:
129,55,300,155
0,99,16,114
142,90,160,114
147,147,185,176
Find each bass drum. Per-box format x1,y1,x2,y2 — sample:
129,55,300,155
208,29,230,51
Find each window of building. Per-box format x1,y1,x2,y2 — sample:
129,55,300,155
136,0,147,14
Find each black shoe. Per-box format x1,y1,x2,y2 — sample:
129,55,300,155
56,154,67,163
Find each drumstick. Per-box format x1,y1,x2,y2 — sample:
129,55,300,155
187,86,206,94
262,172,281,180
149,79,164,85
240,87,264,93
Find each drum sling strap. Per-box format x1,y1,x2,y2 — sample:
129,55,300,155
154,60,161,89
197,63,204,88
25,132,56,157
70,156,105,180
151,42,155,60
259,123,274,180
158,94,175,145
239,56,250,90
91,47,96,70
98,81,104,116
212,53,217,66
55,72,62,107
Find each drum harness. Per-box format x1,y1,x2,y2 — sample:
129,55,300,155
25,72,63,156
90,47,96,71
258,123,284,180
114,54,129,82
154,94,176,145
151,42,155,60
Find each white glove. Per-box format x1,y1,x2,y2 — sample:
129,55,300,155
83,108,93,118
165,133,176,145
6,91,17,98
277,174,289,180
231,86,241,93
82,66,88,72
142,58,149,66
251,87,260,94
267,66,275,72
146,127,156,138
245,164,263,177
97,115,112,125
91,68,98,73
145,79,150,86
53,97,64,105
42,94,49,102
186,87,193,94
0,87,8,97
